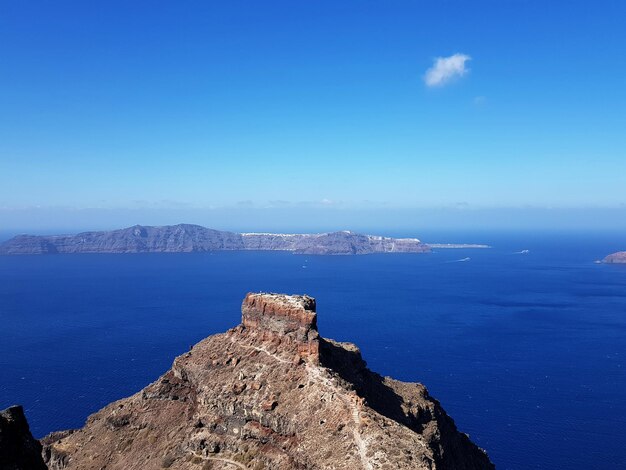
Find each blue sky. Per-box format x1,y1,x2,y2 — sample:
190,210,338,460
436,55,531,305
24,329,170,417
1,1,625,232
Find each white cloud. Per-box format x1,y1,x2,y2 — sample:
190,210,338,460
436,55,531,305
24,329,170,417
424,53,471,87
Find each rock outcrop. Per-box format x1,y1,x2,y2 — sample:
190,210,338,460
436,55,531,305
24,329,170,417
241,293,320,364
603,251,626,264
40,293,494,470
0,405,47,470
0,225,431,256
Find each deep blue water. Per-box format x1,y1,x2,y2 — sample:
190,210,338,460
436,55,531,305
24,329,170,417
1,232,626,469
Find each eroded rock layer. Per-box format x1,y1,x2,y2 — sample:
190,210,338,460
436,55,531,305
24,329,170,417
42,293,494,470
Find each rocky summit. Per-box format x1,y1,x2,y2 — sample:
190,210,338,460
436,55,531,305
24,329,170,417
33,293,494,470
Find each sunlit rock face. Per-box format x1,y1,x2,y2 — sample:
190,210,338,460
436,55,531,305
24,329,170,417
241,293,320,364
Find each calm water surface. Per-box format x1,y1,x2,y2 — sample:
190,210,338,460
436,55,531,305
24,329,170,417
1,232,626,469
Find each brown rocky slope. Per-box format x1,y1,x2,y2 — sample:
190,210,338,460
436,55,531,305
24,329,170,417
42,293,494,470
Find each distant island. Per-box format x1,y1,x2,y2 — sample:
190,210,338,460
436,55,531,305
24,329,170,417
428,243,491,249
0,224,490,256
603,251,626,264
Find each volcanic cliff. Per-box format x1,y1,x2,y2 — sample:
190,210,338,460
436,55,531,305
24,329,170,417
36,293,493,470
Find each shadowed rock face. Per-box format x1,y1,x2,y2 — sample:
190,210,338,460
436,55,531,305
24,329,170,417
0,225,431,256
40,292,493,470
0,405,47,470
603,251,626,263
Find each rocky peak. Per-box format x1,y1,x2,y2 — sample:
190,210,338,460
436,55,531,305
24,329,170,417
239,292,320,363
241,293,317,338
37,292,494,470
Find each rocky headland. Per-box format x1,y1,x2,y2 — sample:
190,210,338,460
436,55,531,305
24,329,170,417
602,251,626,264
2,293,494,469
0,224,430,256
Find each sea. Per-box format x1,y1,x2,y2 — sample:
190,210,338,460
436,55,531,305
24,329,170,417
1,231,625,469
